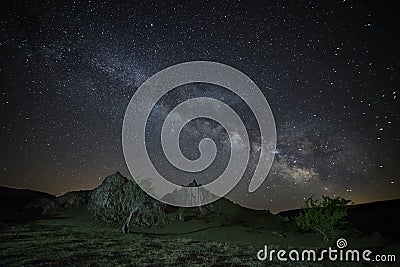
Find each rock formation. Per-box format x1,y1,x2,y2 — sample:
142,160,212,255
27,172,278,233
87,172,172,228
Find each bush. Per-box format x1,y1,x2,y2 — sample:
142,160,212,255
295,195,352,242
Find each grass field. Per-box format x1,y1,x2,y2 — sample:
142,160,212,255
1,208,399,266
0,209,263,266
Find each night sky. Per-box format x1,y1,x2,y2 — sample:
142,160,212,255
1,0,399,212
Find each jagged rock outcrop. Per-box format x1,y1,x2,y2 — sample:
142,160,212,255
87,172,174,228
162,179,217,216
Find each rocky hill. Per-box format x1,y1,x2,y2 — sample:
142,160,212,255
27,172,172,229
87,172,176,229
6,172,280,232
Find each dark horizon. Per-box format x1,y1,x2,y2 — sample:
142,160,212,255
2,173,400,214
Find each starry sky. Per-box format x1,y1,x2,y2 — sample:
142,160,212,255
1,0,399,212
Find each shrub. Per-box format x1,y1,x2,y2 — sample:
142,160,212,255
295,195,352,242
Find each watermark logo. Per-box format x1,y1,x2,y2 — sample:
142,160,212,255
257,238,396,263
336,238,347,249
122,61,276,207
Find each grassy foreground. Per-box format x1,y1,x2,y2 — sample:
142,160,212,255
0,209,398,266
0,209,264,266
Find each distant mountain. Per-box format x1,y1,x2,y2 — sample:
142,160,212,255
347,199,400,239
0,186,54,223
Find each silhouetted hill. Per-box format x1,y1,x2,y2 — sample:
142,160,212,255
0,186,54,223
347,198,400,239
